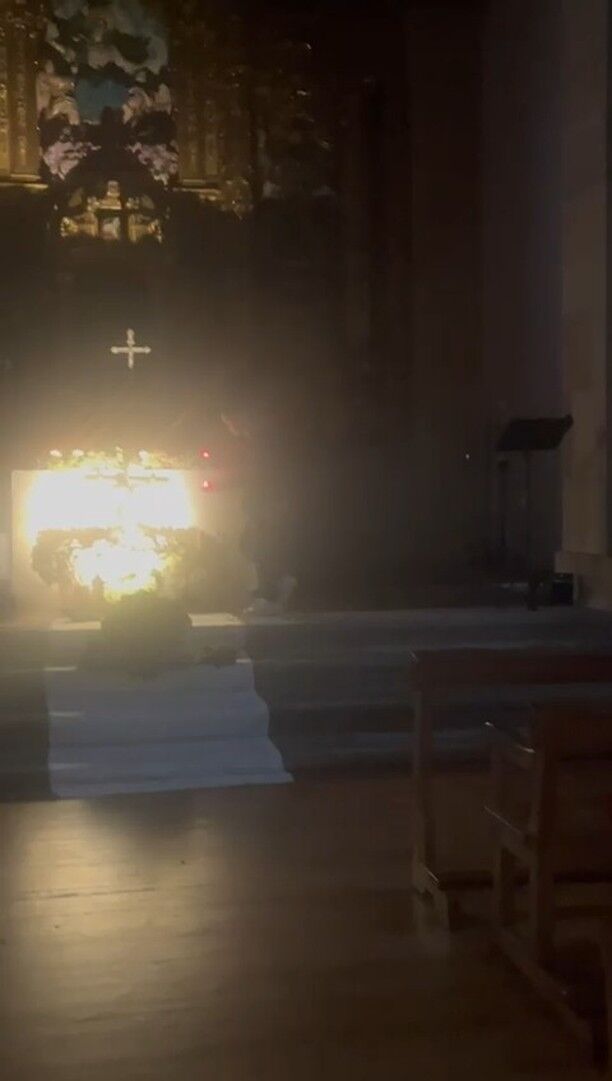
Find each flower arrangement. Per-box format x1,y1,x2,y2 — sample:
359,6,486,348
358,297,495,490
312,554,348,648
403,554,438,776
42,447,189,471
31,527,250,617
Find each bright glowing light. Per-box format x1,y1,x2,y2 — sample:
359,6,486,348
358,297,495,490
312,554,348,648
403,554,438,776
24,467,196,599
70,528,165,599
25,469,195,544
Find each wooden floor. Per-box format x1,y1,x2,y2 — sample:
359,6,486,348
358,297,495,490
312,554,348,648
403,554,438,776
0,774,598,1080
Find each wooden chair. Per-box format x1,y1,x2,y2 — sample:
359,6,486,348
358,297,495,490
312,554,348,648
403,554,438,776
602,920,612,1076
486,706,612,1063
408,649,612,927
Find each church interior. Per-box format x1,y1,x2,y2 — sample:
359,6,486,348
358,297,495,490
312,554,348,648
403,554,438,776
1,0,604,609
2,2,612,1079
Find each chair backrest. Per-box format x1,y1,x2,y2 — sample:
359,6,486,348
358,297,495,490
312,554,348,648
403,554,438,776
531,705,612,758
409,650,612,692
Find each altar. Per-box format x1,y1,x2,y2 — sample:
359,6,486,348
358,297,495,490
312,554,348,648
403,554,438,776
11,457,255,618
4,426,294,797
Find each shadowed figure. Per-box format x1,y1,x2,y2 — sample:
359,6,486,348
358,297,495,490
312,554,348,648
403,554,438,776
221,405,297,613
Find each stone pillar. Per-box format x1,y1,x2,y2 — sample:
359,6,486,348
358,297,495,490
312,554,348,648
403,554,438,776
556,0,612,604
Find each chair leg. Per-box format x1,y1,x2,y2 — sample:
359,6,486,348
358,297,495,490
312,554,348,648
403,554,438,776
599,920,612,1076
493,843,516,931
527,747,556,966
412,692,436,877
528,853,554,966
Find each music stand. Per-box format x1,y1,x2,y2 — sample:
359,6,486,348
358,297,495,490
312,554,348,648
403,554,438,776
496,414,573,606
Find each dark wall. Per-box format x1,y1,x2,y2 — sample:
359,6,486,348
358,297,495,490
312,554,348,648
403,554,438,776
402,1,485,581
314,0,486,599
482,0,564,571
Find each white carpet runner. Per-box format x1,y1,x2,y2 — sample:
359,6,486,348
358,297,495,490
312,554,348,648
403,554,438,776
45,616,291,799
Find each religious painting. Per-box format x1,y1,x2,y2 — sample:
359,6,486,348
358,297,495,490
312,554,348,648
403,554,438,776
37,0,178,187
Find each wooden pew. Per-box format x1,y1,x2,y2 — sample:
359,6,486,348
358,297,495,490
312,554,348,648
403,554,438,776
486,705,612,1064
408,650,612,926
602,921,612,1076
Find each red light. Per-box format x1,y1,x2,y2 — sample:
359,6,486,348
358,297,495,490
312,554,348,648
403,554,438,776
201,480,213,492
199,448,211,460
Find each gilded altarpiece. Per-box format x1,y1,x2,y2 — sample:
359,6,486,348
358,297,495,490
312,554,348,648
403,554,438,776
0,0,340,215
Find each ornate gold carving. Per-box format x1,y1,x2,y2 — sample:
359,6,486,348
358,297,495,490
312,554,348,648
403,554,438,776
127,209,163,245
0,26,10,174
203,99,219,178
0,1,43,179
59,181,163,244
98,179,122,212
60,197,99,240
13,34,27,168
181,70,200,179
171,2,253,211
4,1,45,38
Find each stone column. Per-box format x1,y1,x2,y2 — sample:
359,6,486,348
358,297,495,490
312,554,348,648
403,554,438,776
556,0,612,604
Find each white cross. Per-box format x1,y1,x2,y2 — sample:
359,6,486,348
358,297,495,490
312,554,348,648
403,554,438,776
110,328,152,371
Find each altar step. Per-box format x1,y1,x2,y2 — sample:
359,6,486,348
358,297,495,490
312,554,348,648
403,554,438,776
45,618,290,799
2,606,612,801
0,619,292,801
48,740,290,800
246,606,612,772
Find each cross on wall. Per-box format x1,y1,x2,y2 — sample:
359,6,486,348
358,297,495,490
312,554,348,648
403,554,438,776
110,328,152,371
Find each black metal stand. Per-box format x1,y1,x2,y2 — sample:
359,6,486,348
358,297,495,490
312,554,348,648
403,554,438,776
496,415,573,609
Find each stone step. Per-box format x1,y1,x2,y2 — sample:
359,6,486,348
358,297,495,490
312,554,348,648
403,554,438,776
47,666,271,746
50,738,290,800
1,606,612,800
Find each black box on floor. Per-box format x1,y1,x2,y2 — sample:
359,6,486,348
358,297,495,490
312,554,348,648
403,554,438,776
550,573,574,606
